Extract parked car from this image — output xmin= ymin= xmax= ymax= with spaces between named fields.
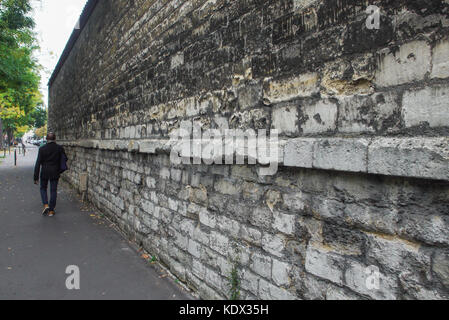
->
xmin=33 ymin=139 xmax=45 ymax=146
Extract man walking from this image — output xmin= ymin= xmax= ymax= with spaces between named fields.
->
xmin=34 ymin=132 xmax=67 ymax=217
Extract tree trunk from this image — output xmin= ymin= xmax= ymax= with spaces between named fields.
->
xmin=6 ymin=128 xmax=13 ymax=147
xmin=0 ymin=118 xmax=3 ymax=149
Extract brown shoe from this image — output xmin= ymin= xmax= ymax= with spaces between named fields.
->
xmin=42 ymin=205 xmax=50 ymax=216
xmin=48 ymin=211 xmax=55 ymax=217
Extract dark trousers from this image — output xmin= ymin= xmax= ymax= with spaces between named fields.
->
xmin=40 ymin=178 xmax=59 ymax=211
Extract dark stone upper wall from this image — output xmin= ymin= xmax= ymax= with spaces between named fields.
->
xmin=49 ymin=0 xmax=449 ymax=141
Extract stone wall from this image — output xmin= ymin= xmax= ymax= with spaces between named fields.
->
xmin=49 ymin=0 xmax=449 ymax=300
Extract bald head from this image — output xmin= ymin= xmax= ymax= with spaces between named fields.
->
xmin=46 ymin=132 xmax=56 ymax=142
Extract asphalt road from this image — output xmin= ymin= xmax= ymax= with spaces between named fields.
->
xmin=0 ymin=145 xmax=193 ymax=300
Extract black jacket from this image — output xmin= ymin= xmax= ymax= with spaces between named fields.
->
xmin=34 ymin=142 xmax=67 ymax=181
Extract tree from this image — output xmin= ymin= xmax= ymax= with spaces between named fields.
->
xmin=29 ymin=104 xmax=46 ymax=128
xmin=35 ymin=123 xmax=46 ymax=138
xmin=0 ymin=0 xmax=42 ymax=146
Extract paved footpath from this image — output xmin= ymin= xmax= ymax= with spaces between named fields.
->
xmin=0 ymin=145 xmax=193 ymax=300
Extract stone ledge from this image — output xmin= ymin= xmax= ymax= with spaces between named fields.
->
xmin=59 ymin=136 xmax=449 ymax=181
xmin=284 ymin=137 xmax=449 ymax=181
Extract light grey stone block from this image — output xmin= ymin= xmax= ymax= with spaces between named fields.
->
xmin=250 ymin=252 xmax=272 ymax=279
xmin=431 ymin=40 xmax=449 ymax=79
xmin=259 ymin=279 xmax=297 ymax=300
xmin=305 ymin=245 xmax=344 ymax=285
xmin=271 ymin=105 xmax=298 ymax=136
xmin=302 ymin=99 xmax=338 ymax=134
xmin=375 ymin=41 xmax=431 ymax=87
xmin=368 ymin=137 xmax=449 ymax=181
xmin=283 ymin=138 xmax=314 ymax=168
xmin=262 ymin=233 xmax=286 ymax=258
xmin=314 ymin=138 xmax=369 ymax=173
xmin=344 ymin=260 xmax=398 ymax=300
xmin=402 ymin=86 xmax=449 ymax=128
xmin=272 ymin=259 xmax=291 ymax=287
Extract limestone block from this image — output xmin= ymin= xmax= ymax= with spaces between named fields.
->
xmin=272 ymin=259 xmax=291 ymax=287
xmin=314 ymin=138 xmax=369 ymax=173
xmin=368 ymin=137 xmax=449 ymax=181
xmin=301 ymin=99 xmax=338 ymax=134
xmin=431 ymin=40 xmax=449 ymax=79
xmin=283 ymin=138 xmax=314 ymax=168
xmin=262 ymin=233 xmax=285 ymax=258
xmin=305 ymin=245 xmax=344 ymax=285
xmin=250 ymin=252 xmax=272 ymax=279
xmin=375 ymin=41 xmax=431 ymax=87
xmin=344 ymin=260 xmax=398 ymax=300
xmin=264 ymin=73 xmax=320 ymax=104
xmin=259 ymin=279 xmax=297 ymax=300
xmin=402 ymin=85 xmax=449 ymax=128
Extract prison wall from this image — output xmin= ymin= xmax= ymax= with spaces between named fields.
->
xmin=48 ymin=0 xmax=449 ymax=300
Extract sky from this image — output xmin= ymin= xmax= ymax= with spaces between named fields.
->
xmin=31 ymin=0 xmax=87 ymax=107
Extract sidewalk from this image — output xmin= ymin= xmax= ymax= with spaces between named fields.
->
xmin=0 ymin=146 xmax=193 ymax=300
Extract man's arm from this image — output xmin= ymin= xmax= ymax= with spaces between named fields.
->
xmin=34 ymin=148 xmax=42 ymax=182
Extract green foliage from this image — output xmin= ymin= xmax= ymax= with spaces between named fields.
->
xmin=29 ymin=104 xmax=46 ymax=128
xmin=34 ymin=123 xmax=46 ymax=138
xmin=0 ymin=0 xmax=42 ymax=139
xmin=229 ymin=265 xmax=241 ymax=300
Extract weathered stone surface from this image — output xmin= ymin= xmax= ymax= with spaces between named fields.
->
xmin=263 ymin=73 xmax=319 ymax=104
xmin=259 ymin=279 xmax=297 ymax=300
xmin=305 ymin=245 xmax=344 ymax=285
xmin=199 ymin=208 xmax=216 ymax=229
xmin=283 ymin=138 xmax=314 ymax=168
xmin=344 ymin=260 xmax=398 ymax=300
xmin=250 ymin=207 xmax=273 ymax=229
xmin=432 ymin=250 xmax=449 ymax=288
xmin=313 ymin=138 xmax=369 ymax=173
xmin=399 ymin=272 xmax=446 ymax=300
xmin=273 ymin=211 xmax=296 ymax=235
xmin=238 ymin=82 xmax=263 ymax=110
xmin=240 ymin=225 xmax=262 ymax=246
xmin=368 ymin=137 xmax=449 ymax=181
xmin=241 ymin=269 xmax=260 ymax=296
xmin=272 ymin=259 xmax=292 ymax=287
xmin=326 ymin=287 xmax=363 ymax=300
xmin=250 ymin=252 xmax=272 ymax=279
xmin=375 ymin=41 xmax=431 ymax=87
xmin=431 ymin=40 xmax=449 ymax=79
xmin=301 ymin=100 xmax=338 ymax=134
xmin=271 ymin=106 xmax=298 ymax=136
xmin=402 ymin=85 xmax=449 ymax=128
xmin=366 ymin=234 xmax=430 ymax=274
xmin=338 ymin=93 xmax=400 ymax=134
xmin=262 ymin=233 xmax=286 ymax=258
xmin=214 ymin=179 xmax=241 ymax=196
